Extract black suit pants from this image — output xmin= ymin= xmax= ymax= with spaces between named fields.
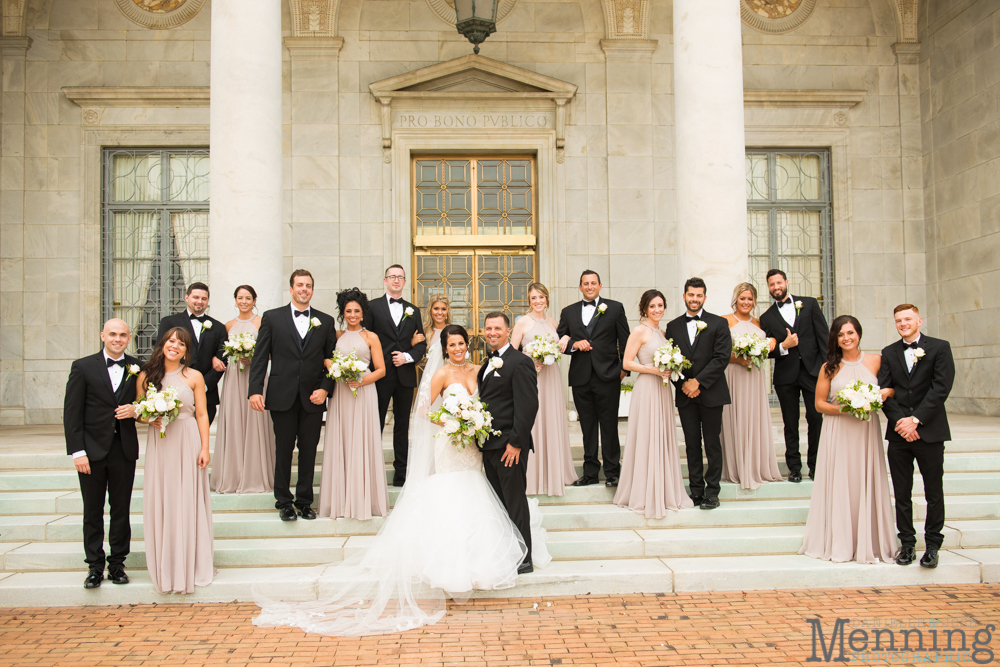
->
xmin=888 ymin=440 xmax=945 ymax=550
xmin=376 ymin=369 xmax=414 ymax=486
xmin=78 ymin=430 xmax=136 ymax=570
xmin=678 ymin=402 xmax=724 ymax=499
xmin=206 ymin=403 xmax=217 ymax=426
xmin=482 ymin=447 xmax=532 ymax=564
xmin=270 ymin=398 xmax=323 ymax=510
xmin=774 ymin=367 xmax=823 ymax=475
xmin=571 ymin=377 xmax=621 ymax=479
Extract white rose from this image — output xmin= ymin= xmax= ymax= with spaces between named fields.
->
xmin=404 ymin=306 xmax=414 ymax=317
xmin=598 ymin=303 xmax=608 ymax=313
xmin=460 ymin=410 xmax=472 ymax=420
xmin=443 ymin=395 xmax=460 ymax=413
xmin=332 ymin=369 xmax=342 ymax=378
xmin=311 ymin=317 xmax=321 ymax=327
xmin=914 ymin=348 xmax=925 ymax=359
xmin=490 ymin=358 xmax=504 ymax=370
xmin=472 ymin=413 xmax=484 ymax=429
xmin=795 ymin=300 xmax=803 ymax=309
xmin=128 ymin=364 xmax=140 ymax=374
xmin=443 ymin=417 xmax=460 ymax=434
xmin=850 ymin=396 xmax=867 ymax=410
xmin=567 ymin=410 xmax=578 ymax=422
xmin=242 ymin=341 xmax=254 ymax=351
xmin=153 ymin=398 xmax=167 ymax=413
xmin=544 ymin=355 xmax=555 ymax=365
xmin=672 ymin=352 xmax=684 ymax=364
xmin=696 ymin=321 xmax=707 ymax=331
xmin=202 ymin=320 xmax=213 ymax=329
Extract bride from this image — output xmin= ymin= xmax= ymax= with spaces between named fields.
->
xmin=253 ymin=323 xmax=550 ymax=636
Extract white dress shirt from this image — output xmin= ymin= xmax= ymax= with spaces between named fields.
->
xmin=903 ymin=334 xmax=922 ymax=373
xmin=581 ymin=296 xmax=599 ymax=327
xmin=386 ymin=294 xmax=414 ymax=364
xmin=187 ymin=309 xmax=205 ymax=343
xmin=483 ymin=343 xmax=511 ymax=380
xmin=72 ymin=350 xmax=126 ymax=460
xmin=291 ymin=303 xmax=311 ymax=338
xmin=685 ymin=309 xmax=704 ymax=347
xmin=776 ymin=297 xmax=797 ymax=356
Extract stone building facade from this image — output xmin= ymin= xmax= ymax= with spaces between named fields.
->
xmin=0 ymin=0 xmax=997 ymax=424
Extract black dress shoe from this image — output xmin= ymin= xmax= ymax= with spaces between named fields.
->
xmin=788 ymin=472 xmax=802 ymax=483
xmin=808 ymin=470 xmax=815 ymax=480
xmin=392 ymin=478 xmax=405 ymax=488
xmin=920 ymin=549 xmax=939 ymax=569
xmin=689 ymin=496 xmax=704 ymax=507
xmin=700 ymin=497 xmax=720 ymax=510
xmin=84 ymin=569 xmax=103 ymax=589
xmin=517 ymin=561 xmax=533 ymax=575
xmin=107 ymin=566 xmax=129 ymax=585
xmin=895 ymin=545 xmax=916 ymax=565
xmin=279 ymin=506 xmax=298 ymax=521
xmin=604 ymin=476 xmax=619 ymax=487
xmin=298 ymin=506 xmax=317 ymax=520
xmin=572 ymin=476 xmax=599 ymax=487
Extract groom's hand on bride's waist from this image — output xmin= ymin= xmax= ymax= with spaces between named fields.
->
xmin=501 ymin=444 xmax=521 ymax=467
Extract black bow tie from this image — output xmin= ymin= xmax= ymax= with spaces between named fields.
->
xmin=904 ymin=340 xmax=920 ymax=349
xmin=489 ymin=350 xmax=501 ymax=358
xmin=777 ymin=299 xmax=791 ymax=307
xmin=685 ymin=314 xmax=701 ymax=322
xmin=189 ymin=313 xmax=207 ymax=322
xmin=582 ymin=300 xmax=596 ymax=307
xmin=389 ymin=297 xmax=403 ymax=305
xmin=106 ymin=357 xmax=125 ymax=368
xmin=293 ymin=309 xmax=309 ymax=318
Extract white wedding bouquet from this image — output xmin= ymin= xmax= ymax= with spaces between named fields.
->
xmin=652 ymin=339 xmax=691 ymax=385
xmin=835 ymin=380 xmax=883 ymax=422
xmin=134 ymin=384 xmax=182 ymax=438
xmin=222 ymin=332 xmax=256 ymax=371
xmin=326 ymin=349 xmax=369 ymax=396
xmin=522 ymin=332 xmax=562 ymax=372
xmin=427 ymin=393 xmax=500 ymax=452
xmin=732 ymin=331 xmax=769 ymax=372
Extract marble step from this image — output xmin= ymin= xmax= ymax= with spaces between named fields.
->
xmin=0 ymin=549 xmax=995 ymax=607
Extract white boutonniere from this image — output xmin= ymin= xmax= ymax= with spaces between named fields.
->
xmin=308 ymin=316 xmax=321 ymax=332
xmin=695 ymin=320 xmax=708 ymax=337
xmin=126 ymin=364 xmax=140 ymax=381
xmin=489 ymin=357 xmax=504 ymax=371
xmin=596 ymin=303 xmax=608 ymax=316
xmin=403 ymin=306 xmax=414 ymax=320
xmin=912 ymin=348 xmax=925 ymax=366
xmin=794 ymin=300 xmax=803 ymax=314
xmin=202 ymin=319 xmax=213 ymax=331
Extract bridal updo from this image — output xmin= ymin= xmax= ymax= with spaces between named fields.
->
xmin=336 ymin=287 xmax=369 ymax=325
xmin=440 ymin=324 xmax=468 ymax=359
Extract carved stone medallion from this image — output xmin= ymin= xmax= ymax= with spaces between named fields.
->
xmin=114 ymin=0 xmax=207 ymax=29
xmin=425 ymin=0 xmax=519 ymax=27
xmin=740 ymin=0 xmax=816 ymax=34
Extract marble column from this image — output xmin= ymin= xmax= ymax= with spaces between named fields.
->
xmin=210 ymin=1 xmax=284 ymax=310
xmin=672 ymin=0 xmax=748 ymax=313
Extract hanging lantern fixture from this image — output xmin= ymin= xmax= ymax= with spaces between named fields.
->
xmin=454 ymin=0 xmax=499 ymax=54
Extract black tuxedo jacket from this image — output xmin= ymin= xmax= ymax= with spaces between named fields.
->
xmin=759 ymin=295 xmax=829 ymax=384
xmin=665 ymin=311 xmax=732 ymax=409
xmin=363 ymin=295 xmax=426 ymax=388
xmin=63 ymin=351 xmax=140 ymax=461
xmin=556 ymin=297 xmax=630 ymax=386
xmin=477 ymin=346 xmax=538 ymax=452
xmin=156 ymin=311 xmax=227 ymax=406
xmin=878 ymin=335 xmax=955 ymax=443
xmin=247 ymin=305 xmax=337 ymax=413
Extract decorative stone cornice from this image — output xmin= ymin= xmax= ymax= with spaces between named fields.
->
xmin=599 ymin=39 xmax=658 ymax=61
xmin=601 ymin=0 xmax=650 ymax=40
xmin=892 ymin=42 xmax=921 ymax=65
xmin=0 ymin=35 xmax=31 ymax=57
xmin=284 ymin=36 xmax=344 ymax=60
xmin=743 ymin=89 xmax=866 ymax=109
xmin=2 ymin=0 xmax=27 ymax=37
xmin=289 ymin=0 xmax=338 ymax=37
xmin=893 ymin=0 xmax=919 ymax=44
xmin=63 ymin=86 xmax=210 ymax=108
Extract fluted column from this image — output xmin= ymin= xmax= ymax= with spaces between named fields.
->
xmin=210 ymin=1 xmax=284 ymax=309
xmin=673 ymin=0 xmax=748 ymax=312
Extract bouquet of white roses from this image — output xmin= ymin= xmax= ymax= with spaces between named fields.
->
xmin=652 ymin=339 xmax=691 ymax=385
xmin=522 ymin=332 xmax=562 ymax=372
xmin=134 ymin=383 xmax=182 ymax=438
xmin=427 ymin=393 xmax=500 ymax=452
xmin=732 ymin=331 xmax=770 ymax=372
xmin=222 ymin=331 xmax=256 ymax=371
xmin=835 ymin=380 xmax=883 ymax=422
xmin=326 ymin=349 xmax=369 ymax=396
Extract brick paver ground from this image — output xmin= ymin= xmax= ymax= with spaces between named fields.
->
xmin=1 ymin=585 xmax=997 ymax=666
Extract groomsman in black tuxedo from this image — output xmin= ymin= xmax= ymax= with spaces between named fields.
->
xmin=249 ymin=270 xmax=337 ymax=521
xmin=63 ymin=318 xmax=140 ymax=588
xmin=556 ymin=270 xmax=630 ymax=487
xmin=878 ymin=304 xmax=955 ymax=569
xmin=156 ymin=282 xmax=227 ymax=425
xmin=665 ymin=278 xmax=732 ymax=509
xmin=758 ymin=269 xmax=829 ymax=482
xmin=478 ymin=312 xmax=539 ymax=573
xmin=364 ymin=264 xmax=426 ymax=487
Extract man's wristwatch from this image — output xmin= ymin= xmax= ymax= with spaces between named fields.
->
xmin=910 ymin=416 xmax=920 ymax=425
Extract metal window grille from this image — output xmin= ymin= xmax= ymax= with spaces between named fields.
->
xmin=101 ymin=148 xmax=210 ymax=360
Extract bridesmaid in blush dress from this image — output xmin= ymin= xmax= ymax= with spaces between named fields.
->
xmin=799 ymin=315 xmax=897 ymax=564
xmin=614 ymin=290 xmax=694 ymax=518
xmin=136 ymin=327 xmax=214 ymax=594
xmin=511 ymin=283 xmax=578 ymax=495
xmin=319 ymin=288 xmax=389 ymax=520
xmin=720 ymin=282 xmax=783 ymax=490
xmin=212 ymin=285 xmax=275 ymax=494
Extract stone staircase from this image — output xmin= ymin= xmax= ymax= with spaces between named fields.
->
xmin=1 ymin=413 xmax=999 ymax=607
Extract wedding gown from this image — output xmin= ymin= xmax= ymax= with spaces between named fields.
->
xmin=252 ymin=342 xmax=550 ymax=636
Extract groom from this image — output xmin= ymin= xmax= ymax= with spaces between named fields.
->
xmin=478 ymin=312 xmax=539 ymax=574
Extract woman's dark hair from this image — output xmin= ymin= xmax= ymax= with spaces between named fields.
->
xmin=234 ymin=284 xmax=257 ymax=300
xmin=336 ymin=287 xmax=369 ymax=325
xmin=824 ymin=315 xmax=863 ymax=378
xmin=440 ymin=324 xmax=469 ymax=359
xmin=142 ymin=326 xmax=192 ymax=390
xmin=638 ymin=289 xmax=666 ymax=319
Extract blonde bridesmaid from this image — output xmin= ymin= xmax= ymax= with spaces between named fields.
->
xmin=720 ymin=282 xmax=783 ymax=490
xmin=319 ymin=288 xmax=389 ymax=520
xmin=511 ymin=283 xmax=578 ymax=495
xmin=614 ymin=290 xmax=694 ymax=517
xmin=136 ymin=327 xmax=214 ymax=594
xmin=212 ymin=285 xmax=275 ymax=494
